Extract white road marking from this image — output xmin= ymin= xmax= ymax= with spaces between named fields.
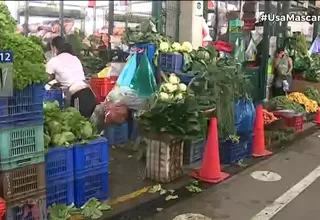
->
xmin=251 ymin=164 xmax=320 ymax=220
xmin=251 ymin=171 xmax=282 ymax=182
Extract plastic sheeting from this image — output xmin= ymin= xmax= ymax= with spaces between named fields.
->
xmin=309 ymin=36 xmax=320 ymax=54
xmin=130 ymin=53 xmax=157 ymax=97
xmin=234 ymin=99 xmax=255 ymax=134
xmin=116 ymin=53 xmax=137 ymax=87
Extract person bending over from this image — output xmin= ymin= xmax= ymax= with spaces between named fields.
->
xmin=46 ymin=36 xmax=96 ymax=118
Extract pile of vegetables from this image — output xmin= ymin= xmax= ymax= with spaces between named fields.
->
xmin=285 ymin=34 xmax=311 ymax=71
xmin=158 ymin=41 xmax=218 ymax=77
xmin=302 ymin=54 xmax=320 ymax=82
xmin=263 ymin=109 xmax=278 ymax=124
xmin=158 ymin=73 xmax=187 ymax=101
xmin=49 ymin=198 xmax=111 ymax=220
xmin=121 ymin=19 xmax=170 ymax=45
xmin=189 ymin=58 xmax=250 ymax=140
xmin=137 ymin=74 xmax=207 ymax=139
xmin=287 ymin=92 xmax=318 ymax=113
xmin=268 ymin=96 xmax=305 ymax=113
xmin=304 ymin=86 xmax=320 ymax=105
xmin=44 ymin=101 xmax=97 ymax=149
xmin=0 ymin=3 xmax=46 ymax=89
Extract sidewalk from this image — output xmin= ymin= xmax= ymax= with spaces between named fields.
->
xmin=147 ymin=131 xmax=320 ymax=220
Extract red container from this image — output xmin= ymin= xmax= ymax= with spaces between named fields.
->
xmin=272 ymin=112 xmax=304 ymax=133
xmin=90 ymin=76 xmax=118 ymax=103
xmin=283 ymin=116 xmax=304 ymax=133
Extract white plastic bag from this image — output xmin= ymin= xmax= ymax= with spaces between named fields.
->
xmin=107 ymin=87 xmax=147 ymax=110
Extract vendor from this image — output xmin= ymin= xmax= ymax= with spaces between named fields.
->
xmin=46 ymin=36 xmax=96 ymax=118
xmin=273 ymin=47 xmax=293 ymax=96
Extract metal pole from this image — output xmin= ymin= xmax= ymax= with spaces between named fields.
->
xmin=108 ymin=0 xmax=114 ymax=53
xmin=214 ymin=0 xmax=219 ymax=40
xmin=175 ymin=1 xmax=181 ymax=41
xmin=281 ymin=1 xmax=290 ymax=35
xmin=93 ymin=7 xmax=97 ymax=32
xmin=59 ymin=0 xmax=64 ymax=36
xmin=313 ymin=9 xmax=320 ymax=40
xmin=24 ymin=1 xmax=29 ymax=37
xmin=260 ymin=0 xmax=272 ymax=102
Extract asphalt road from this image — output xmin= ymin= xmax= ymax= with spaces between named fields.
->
xmin=147 ymin=131 xmax=320 ymax=220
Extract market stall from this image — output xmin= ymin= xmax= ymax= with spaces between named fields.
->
xmin=2 ymin=1 xmax=320 ymax=219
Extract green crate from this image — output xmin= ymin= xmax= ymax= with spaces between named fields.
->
xmin=0 ymin=125 xmax=45 ymax=171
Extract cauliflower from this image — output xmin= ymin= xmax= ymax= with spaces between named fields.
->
xmin=169 ymin=74 xmax=180 ymax=84
xmin=159 ymin=42 xmax=170 ymax=52
xmin=178 ymin=83 xmax=187 ymax=92
xmin=174 ymin=93 xmax=184 ymax=100
xmin=181 ymin=41 xmax=193 ymax=53
xmin=159 ymin=92 xmax=169 ymax=100
xmin=163 ymin=83 xmax=178 ymax=93
xmin=171 ymin=42 xmax=181 ymax=52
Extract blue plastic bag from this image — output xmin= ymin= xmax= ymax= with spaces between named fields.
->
xmin=234 ymin=99 xmax=255 ymax=134
xmin=116 ymin=53 xmax=137 ymax=87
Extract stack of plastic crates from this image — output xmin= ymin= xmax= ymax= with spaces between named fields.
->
xmin=73 ymin=138 xmax=109 ymax=207
xmin=45 ymin=147 xmax=74 ymax=207
xmin=0 ymin=83 xmax=47 ymax=220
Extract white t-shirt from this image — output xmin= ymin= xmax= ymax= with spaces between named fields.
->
xmin=46 ymin=52 xmax=86 ymax=91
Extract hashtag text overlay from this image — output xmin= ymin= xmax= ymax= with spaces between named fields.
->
xmin=260 ymin=13 xmax=320 ymax=22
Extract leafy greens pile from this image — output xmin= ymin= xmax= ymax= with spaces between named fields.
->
xmin=189 ymin=58 xmax=251 ymax=140
xmin=0 ymin=2 xmax=46 ymax=89
xmin=303 ymin=54 xmax=320 ymax=82
xmin=137 ymin=77 xmax=207 ymax=139
xmin=121 ymin=19 xmax=170 ymax=45
xmin=49 ymin=198 xmax=111 ymax=220
xmin=44 ymin=101 xmax=97 ymax=149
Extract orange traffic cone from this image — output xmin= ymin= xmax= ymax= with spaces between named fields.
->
xmin=252 ymin=105 xmax=272 ymax=157
xmin=314 ymin=110 xmax=320 ymax=125
xmin=190 ymin=118 xmax=229 ymax=183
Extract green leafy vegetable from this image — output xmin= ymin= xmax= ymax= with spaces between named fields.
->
xmin=0 ymin=6 xmax=46 ymax=89
xmin=44 ymin=101 xmax=97 ymax=149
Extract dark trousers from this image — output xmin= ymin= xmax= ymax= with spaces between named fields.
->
xmin=70 ymin=87 xmax=97 ymax=118
xmin=273 ymin=75 xmax=292 ymax=97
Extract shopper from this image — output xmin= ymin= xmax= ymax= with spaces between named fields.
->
xmin=273 ymin=47 xmax=293 ymax=96
xmin=46 ymin=36 xmax=96 ymax=118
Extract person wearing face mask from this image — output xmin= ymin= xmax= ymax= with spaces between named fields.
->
xmin=273 ymin=47 xmax=293 ymax=97
xmin=46 ymin=36 xmax=96 ymax=118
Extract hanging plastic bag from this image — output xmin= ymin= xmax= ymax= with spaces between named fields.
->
xmin=116 ymin=53 xmax=137 ymax=87
xmin=130 ymin=53 xmax=157 ymax=97
xmin=234 ymin=99 xmax=255 ymax=134
xmin=309 ymin=36 xmax=320 ymax=54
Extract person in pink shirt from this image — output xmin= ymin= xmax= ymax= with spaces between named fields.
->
xmin=46 ymin=36 xmax=96 ymax=118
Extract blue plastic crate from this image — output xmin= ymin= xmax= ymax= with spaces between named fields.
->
xmin=130 ymin=119 xmax=138 ymax=140
xmin=0 ymin=84 xmax=44 ymax=130
xmin=44 ymin=90 xmax=63 ymax=109
xmin=219 ymin=134 xmax=253 ymax=164
xmin=104 ymin=122 xmax=129 ymax=145
xmin=46 ymin=175 xmax=74 ymax=207
xmin=45 ymin=147 xmax=73 ymax=180
xmin=133 ymin=43 xmax=156 ymax=66
xmin=183 ymin=139 xmax=206 ymax=165
xmin=159 ymin=53 xmax=184 ymax=73
xmin=74 ymin=166 xmax=109 ymax=208
xmin=6 ymin=197 xmax=47 ymax=220
xmin=163 ymin=72 xmax=196 ymax=85
xmin=73 ymin=138 xmax=109 ymax=172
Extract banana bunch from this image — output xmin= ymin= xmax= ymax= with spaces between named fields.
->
xmin=288 ymin=92 xmax=318 ymax=113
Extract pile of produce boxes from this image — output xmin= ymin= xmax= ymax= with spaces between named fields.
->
xmin=0 ymin=84 xmax=47 ymax=219
xmin=45 ymin=138 xmax=109 ymax=208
